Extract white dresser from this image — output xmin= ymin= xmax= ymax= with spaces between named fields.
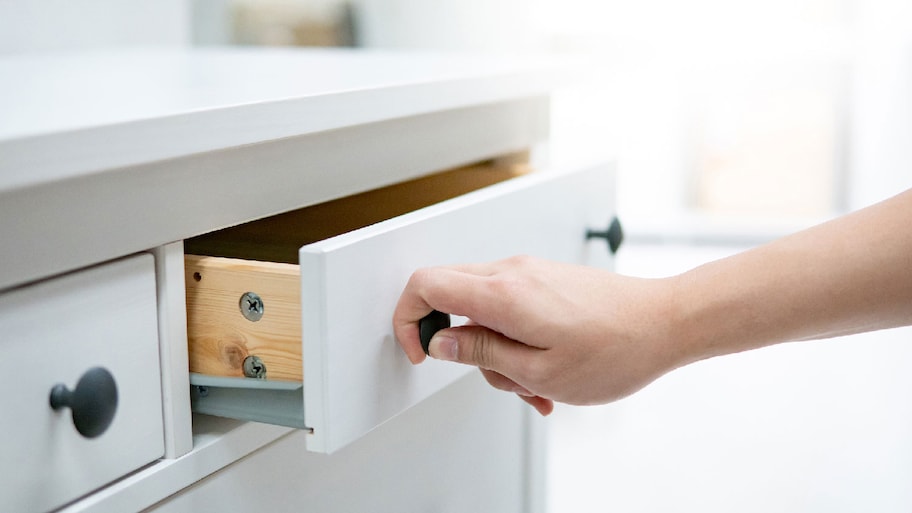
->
xmin=0 ymin=48 xmax=617 ymax=512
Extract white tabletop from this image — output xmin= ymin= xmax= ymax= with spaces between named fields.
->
xmin=0 ymin=47 xmax=557 ymax=192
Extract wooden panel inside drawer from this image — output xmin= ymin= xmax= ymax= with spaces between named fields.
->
xmin=185 ymin=256 xmax=302 ymax=381
xmin=185 ymin=160 xmax=530 ymax=382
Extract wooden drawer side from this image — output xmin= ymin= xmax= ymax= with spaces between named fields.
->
xmin=185 ymin=255 xmax=302 ymax=382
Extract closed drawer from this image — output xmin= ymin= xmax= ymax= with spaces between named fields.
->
xmin=0 ymin=255 xmax=164 ymax=513
xmin=185 ymin=161 xmax=618 ymax=453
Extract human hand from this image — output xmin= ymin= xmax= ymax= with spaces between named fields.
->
xmin=392 ymin=255 xmax=684 ymax=416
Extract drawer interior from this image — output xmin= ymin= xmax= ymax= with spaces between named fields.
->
xmin=185 ymin=160 xmax=531 ymax=263
xmin=184 ymin=159 xmax=531 ymax=383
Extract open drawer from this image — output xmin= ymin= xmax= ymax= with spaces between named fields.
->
xmin=184 ymin=160 xmax=619 ymax=453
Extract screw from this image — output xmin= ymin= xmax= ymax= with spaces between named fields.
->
xmin=196 ymin=386 xmax=209 ymax=397
xmin=239 ymin=292 xmax=264 ymax=322
xmin=243 ymin=355 xmax=267 ymax=379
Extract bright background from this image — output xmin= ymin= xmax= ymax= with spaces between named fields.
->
xmin=3 ymin=1 xmax=911 ymax=511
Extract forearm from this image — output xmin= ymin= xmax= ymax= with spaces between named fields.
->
xmin=671 ymin=189 xmax=912 ymax=365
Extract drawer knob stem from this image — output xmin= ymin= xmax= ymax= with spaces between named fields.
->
xmin=49 ymin=366 xmax=119 ymax=438
xmin=586 ymin=216 xmax=624 ymax=255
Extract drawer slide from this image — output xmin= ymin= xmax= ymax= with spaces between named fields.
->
xmin=190 ymin=373 xmax=307 ymax=430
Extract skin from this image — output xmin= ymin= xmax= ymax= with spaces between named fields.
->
xmin=392 ymin=189 xmax=912 ymax=416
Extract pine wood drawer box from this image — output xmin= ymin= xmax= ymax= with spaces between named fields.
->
xmin=184 ymin=159 xmax=618 ymax=454
xmin=0 ymin=255 xmax=164 ymax=513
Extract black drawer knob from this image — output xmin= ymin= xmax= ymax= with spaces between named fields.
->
xmin=49 ymin=366 xmax=118 ymax=438
xmin=419 ymin=310 xmax=451 ymax=356
xmin=587 ymin=216 xmax=624 ymax=254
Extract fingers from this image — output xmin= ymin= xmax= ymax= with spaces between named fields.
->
xmin=392 ymin=267 xmax=477 ymax=363
xmin=481 ymin=369 xmax=554 ymax=416
xmin=392 ymin=263 xmax=518 ymax=364
xmin=392 ymin=258 xmax=556 ymax=415
xmin=518 ymin=394 xmax=555 ymax=416
xmin=427 ymin=324 xmax=539 ymax=381
xmin=480 ymin=368 xmax=534 ymax=396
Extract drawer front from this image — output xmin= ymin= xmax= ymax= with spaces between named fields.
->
xmin=0 ymin=255 xmax=164 ymax=513
xmin=300 ymin=163 xmax=616 ymax=452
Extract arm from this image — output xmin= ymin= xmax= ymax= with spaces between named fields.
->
xmin=676 ymin=188 xmax=912 ymax=358
xmin=392 ymin=189 xmax=912 ymax=415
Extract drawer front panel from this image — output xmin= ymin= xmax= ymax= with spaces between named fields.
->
xmin=300 ymin=163 xmax=615 ymax=453
xmin=0 ymin=255 xmax=164 ymax=513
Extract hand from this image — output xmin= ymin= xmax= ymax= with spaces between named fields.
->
xmin=392 ymin=255 xmax=683 ymax=415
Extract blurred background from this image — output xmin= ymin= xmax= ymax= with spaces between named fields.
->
xmin=2 ymin=0 xmax=911 ymax=511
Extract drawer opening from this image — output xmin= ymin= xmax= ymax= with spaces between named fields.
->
xmin=185 ymin=159 xmax=532 ymax=264
xmin=184 ymin=159 xmax=532 ymax=386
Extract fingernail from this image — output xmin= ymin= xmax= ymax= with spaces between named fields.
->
xmin=428 ymin=333 xmax=457 ymax=361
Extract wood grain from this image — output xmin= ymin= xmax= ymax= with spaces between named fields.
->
xmin=185 ymin=255 xmax=303 ymax=382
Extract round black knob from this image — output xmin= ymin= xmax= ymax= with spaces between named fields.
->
xmin=586 ymin=216 xmax=624 ymax=254
xmin=419 ymin=310 xmax=451 ymax=356
xmin=49 ymin=367 xmax=118 ymax=439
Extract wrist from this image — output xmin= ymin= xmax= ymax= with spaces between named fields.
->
xmin=663 ymin=270 xmax=731 ymax=368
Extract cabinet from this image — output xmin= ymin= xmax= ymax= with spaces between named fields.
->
xmin=0 ymin=48 xmax=614 ymax=512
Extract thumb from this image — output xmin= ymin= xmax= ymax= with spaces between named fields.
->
xmin=427 ymin=325 xmax=531 ymax=376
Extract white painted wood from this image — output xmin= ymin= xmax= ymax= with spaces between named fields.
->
xmin=0 ymin=48 xmax=561 ymax=193
xmin=300 ymin=163 xmax=616 ymax=453
xmin=152 ymin=242 xmax=193 ymax=458
xmin=148 ymin=373 xmax=528 ymax=513
xmin=0 ymin=255 xmax=164 ymax=513
xmin=0 ymin=0 xmax=188 ymax=55
xmin=60 ymin=417 xmax=293 ymax=513
xmin=0 ymin=96 xmax=549 ymax=292
xmin=523 ymin=408 xmax=550 ymax=513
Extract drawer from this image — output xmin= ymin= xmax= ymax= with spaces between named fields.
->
xmin=185 ymin=161 xmax=618 ymax=453
xmin=0 ymin=255 xmax=164 ymax=513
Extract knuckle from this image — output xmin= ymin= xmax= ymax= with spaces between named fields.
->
xmin=468 ymin=329 xmax=497 ymax=369
xmin=486 ymin=273 xmax=523 ymax=303
xmin=408 ymin=267 xmax=434 ymax=289
xmin=488 ymin=255 xmax=538 ymax=297
xmin=505 ymin=254 xmax=533 ymax=266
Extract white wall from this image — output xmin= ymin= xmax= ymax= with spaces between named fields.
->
xmin=349 ymin=0 xmax=865 ymax=228
xmin=0 ymin=0 xmax=189 ymax=54
xmin=352 ymin=0 xmax=544 ymax=52
xmin=848 ymin=0 xmax=912 ymax=209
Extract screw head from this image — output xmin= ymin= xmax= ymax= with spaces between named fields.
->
xmin=243 ymin=355 xmax=267 ymax=379
xmin=239 ymin=292 xmax=264 ymax=322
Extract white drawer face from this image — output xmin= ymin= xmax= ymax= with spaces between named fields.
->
xmin=0 ymin=255 xmax=164 ymax=513
xmin=186 ymin=162 xmax=617 ymax=453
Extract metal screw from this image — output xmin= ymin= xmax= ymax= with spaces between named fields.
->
xmin=239 ymin=292 xmax=264 ymax=322
xmin=243 ymin=355 xmax=267 ymax=379
xmin=196 ymin=386 xmax=209 ymax=397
